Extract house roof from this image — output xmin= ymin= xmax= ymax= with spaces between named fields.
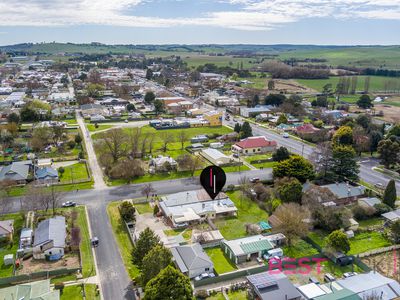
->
xmin=33 ymin=216 xmax=66 ymax=248
xmin=358 ymin=197 xmax=381 ymax=207
xmin=298 ymin=282 xmax=360 ymax=300
xmin=0 ymin=279 xmax=60 ymax=300
xmin=0 ymin=220 xmax=14 ymax=235
xmin=201 ymin=148 xmax=230 ymax=161
xmin=296 ymin=123 xmax=320 ymax=133
xmin=247 ymin=271 xmax=301 ymax=300
xmin=223 ymin=235 xmax=274 ymax=257
xmin=36 ymin=167 xmax=58 ymax=179
xmin=324 ymin=183 xmax=365 ymax=199
xmin=382 ymin=209 xmax=400 ymax=222
xmin=0 ymin=162 xmax=30 ymax=181
xmin=234 ymin=136 xmax=277 ymax=149
xmin=171 ymin=243 xmax=213 ymax=274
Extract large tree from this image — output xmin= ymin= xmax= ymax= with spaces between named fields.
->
xmin=141 ymin=245 xmax=173 ymax=286
xmin=160 ymin=131 xmax=174 ymax=152
xmin=153 ymin=99 xmax=165 ymax=115
xmin=271 ymin=203 xmax=310 ymax=246
xmin=357 ymin=94 xmax=373 ymax=109
xmin=101 ymin=128 xmax=127 ymax=163
xmin=120 ymin=201 xmax=136 ymax=223
xmin=383 ymin=179 xmax=397 ymax=209
xmin=144 ymin=91 xmax=156 ymax=104
xmin=272 ymin=146 xmax=290 ymax=162
xmin=132 ymin=227 xmax=161 ymax=268
xmin=332 ymin=126 xmax=353 ymax=146
xmin=275 ymin=177 xmax=303 ymax=204
xmin=178 ymin=130 xmax=189 ymax=150
xmin=240 ymin=121 xmax=253 ymax=138
xmin=325 ymin=230 xmax=350 ymax=254
xmin=309 ymin=142 xmax=334 ymax=180
xmin=176 ymin=154 xmax=202 ymax=176
xmin=378 ymin=139 xmax=400 ymax=168
xmin=144 ymin=266 xmax=194 ymax=300
xmin=330 ymin=145 xmax=359 ymax=181
xmin=273 ymin=155 xmax=315 ymax=183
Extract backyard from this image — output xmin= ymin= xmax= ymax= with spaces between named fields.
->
xmin=205 ymin=247 xmax=237 ymax=274
xmin=213 ymin=191 xmax=269 ymax=240
xmin=282 ymin=239 xmax=319 ymax=258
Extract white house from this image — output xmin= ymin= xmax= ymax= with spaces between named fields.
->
xmin=200 ymin=148 xmax=231 ymax=166
xmin=33 ymin=216 xmax=66 ymax=260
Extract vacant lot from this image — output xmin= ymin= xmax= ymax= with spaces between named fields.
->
xmin=59 ymin=162 xmax=90 ymax=183
xmin=282 ymin=239 xmax=319 ymax=259
xmin=205 ymin=247 xmax=237 ymax=274
xmin=362 ymin=250 xmax=400 ymax=281
xmin=213 ymin=191 xmax=269 ymax=240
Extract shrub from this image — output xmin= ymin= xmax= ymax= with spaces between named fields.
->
xmin=54 ymin=282 xmax=65 ymax=293
xmin=226 ymin=184 xmax=236 ymax=191
xmin=374 ymin=203 xmax=391 ymax=215
xmin=68 ymin=140 xmax=76 ymax=149
xmin=120 ymin=201 xmax=136 ymax=223
xmin=195 ymin=290 xmax=208 ymax=299
xmin=153 ymin=205 xmax=159 ymax=216
xmin=352 ymin=204 xmax=375 ymax=220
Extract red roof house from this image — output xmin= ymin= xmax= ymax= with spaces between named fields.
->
xmin=296 ymin=123 xmax=320 ymax=135
xmin=232 ymin=136 xmax=277 ymax=155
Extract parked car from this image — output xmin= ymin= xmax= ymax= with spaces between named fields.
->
xmin=374 ymin=183 xmax=384 ymax=189
xmin=194 ymin=273 xmax=215 ymax=281
xmin=62 ymin=201 xmax=77 ymax=208
xmin=282 ymin=132 xmax=289 ymax=138
xmin=233 ymin=153 xmax=239 ymax=158
xmin=343 ymin=272 xmax=358 ymax=278
xmin=250 ymin=177 xmax=260 ymax=183
xmin=309 ymin=277 xmax=320 ymax=284
xmin=324 ymin=273 xmax=335 ymax=282
xmin=91 ymin=237 xmax=99 ymax=247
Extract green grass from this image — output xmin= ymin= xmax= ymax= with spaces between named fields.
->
xmin=227 ymin=290 xmax=248 ymax=300
xmin=296 ymin=76 xmax=400 ymax=93
xmin=308 ymin=230 xmax=391 ymax=255
xmin=107 ymin=202 xmax=140 ymax=279
xmin=206 ymin=293 xmax=226 ymax=300
xmin=282 ymin=239 xmax=319 ymax=258
xmin=87 ymin=124 xmax=114 ymax=132
xmin=213 ymin=191 xmax=269 ymax=240
xmin=243 ymin=154 xmax=276 ymax=169
xmin=134 ymin=202 xmax=153 ymax=214
xmin=59 ymin=163 xmax=90 ymax=183
xmin=50 ymin=274 xmax=77 ymax=284
xmin=358 ymin=217 xmax=384 ymax=228
xmin=0 ymin=213 xmax=24 ymax=278
xmin=63 ymin=119 xmax=78 ymax=125
xmin=205 ymin=247 xmax=237 ymax=274
xmin=74 ymin=206 xmax=95 ymax=278
xmin=321 ymin=260 xmax=364 ymax=278
xmin=164 ymin=229 xmax=193 ymax=241
xmin=60 ymin=284 xmax=99 ymax=300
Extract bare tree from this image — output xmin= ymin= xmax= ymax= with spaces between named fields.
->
xmin=101 ymin=128 xmax=127 ymax=163
xmin=160 ymin=131 xmax=174 ymax=152
xmin=128 ymin=127 xmax=142 ymax=158
xmin=140 ymin=132 xmax=150 ymax=158
xmin=178 ymin=130 xmax=188 ymax=150
xmin=141 ymin=183 xmax=156 ymax=199
xmin=109 ymin=159 xmax=145 ymax=183
xmin=49 ymin=185 xmax=64 ymax=215
xmin=309 ymin=141 xmax=333 ymax=178
xmin=238 ymin=176 xmax=252 ymax=206
xmin=0 ymin=190 xmax=12 ymax=215
xmin=148 ymin=134 xmax=156 ymax=154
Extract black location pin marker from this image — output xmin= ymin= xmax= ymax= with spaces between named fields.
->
xmin=200 ymin=166 xmax=226 ymax=200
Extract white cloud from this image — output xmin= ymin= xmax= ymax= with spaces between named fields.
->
xmin=0 ymin=0 xmax=399 ymax=30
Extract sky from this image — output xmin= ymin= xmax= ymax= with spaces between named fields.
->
xmin=0 ymin=0 xmax=400 ymax=45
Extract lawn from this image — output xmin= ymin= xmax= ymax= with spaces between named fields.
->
xmin=59 ymin=163 xmax=90 ymax=183
xmin=358 ymin=217 xmax=384 ymax=228
xmin=282 ymin=239 xmax=319 ymax=258
xmin=0 ymin=213 xmax=24 ymax=278
xmin=205 ymin=247 xmax=237 ymax=274
xmin=107 ymin=202 xmax=140 ymax=279
xmin=206 ymin=293 xmax=226 ymax=300
xmin=60 ymin=284 xmax=99 ymax=300
xmin=134 ymin=202 xmax=153 ymax=214
xmin=308 ymin=230 xmax=391 ymax=255
xmin=227 ymin=290 xmax=248 ymax=300
xmin=87 ymin=124 xmax=114 ymax=132
xmin=244 ymin=154 xmax=276 ymax=169
xmin=164 ymin=228 xmax=193 ymax=241
xmin=213 ymin=191 xmax=269 ymax=240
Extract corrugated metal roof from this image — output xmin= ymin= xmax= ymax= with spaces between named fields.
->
xmin=240 ymin=239 xmax=273 ymax=254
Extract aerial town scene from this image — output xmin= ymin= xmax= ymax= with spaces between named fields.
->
xmin=1 ymin=1 xmax=400 ymax=299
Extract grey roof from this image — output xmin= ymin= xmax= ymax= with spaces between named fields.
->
xmin=35 ymin=167 xmax=58 ymax=179
xmin=382 ymin=209 xmax=400 ymax=222
xmin=0 ymin=220 xmax=13 ymax=235
xmin=80 ymin=103 xmax=103 ymax=110
xmin=33 ymin=216 xmax=66 ymax=248
xmin=359 ymin=197 xmax=381 ymax=207
xmin=247 ymin=271 xmax=301 ymax=300
xmin=336 ymin=272 xmax=400 ymax=299
xmin=172 ymin=243 xmax=213 ymax=273
xmin=324 ymin=183 xmax=365 ymax=199
xmin=0 ymin=162 xmax=30 ymax=181
xmin=0 ymin=279 xmax=60 ymax=300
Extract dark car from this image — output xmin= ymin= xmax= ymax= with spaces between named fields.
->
xmin=250 ymin=177 xmax=260 ymax=183
xmin=62 ymin=201 xmax=77 ymax=208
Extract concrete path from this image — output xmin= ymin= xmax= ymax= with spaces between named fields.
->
xmin=76 ymin=111 xmax=107 ymax=190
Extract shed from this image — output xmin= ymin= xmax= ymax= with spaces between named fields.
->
xmin=3 ymin=254 xmax=14 ymax=266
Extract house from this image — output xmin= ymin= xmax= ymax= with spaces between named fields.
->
xmin=191 ymin=135 xmax=209 ymax=143
xmin=232 ymin=136 xmax=277 ymax=155
xmin=240 ymin=105 xmax=272 ymax=118
xmin=0 ymin=220 xmax=14 ymax=240
xmin=159 ymin=190 xmax=237 ymax=227
xmin=222 ymin=235 xmax=274 ymax=264
xmin=80 ymin=103 xmax=108 ymax=118
xmin=171 ymin=243 xmax=214 ymax=278
xmin=203 ymin=111 xmax=222 ymax=126
xmin=149 ymin=155 xmax=177 ymax=172
xmin=358 ymin=197 xmax=381 ymax=208
xmin=192 ymin=230 xmax=224 ymax=248
xmin=296 ymin=123 xmax=320 ymax=135
xmin=35 ymin=166 xmax=59 ymax=184
xmin=336 ymin=271 xmax=400 ymax=299
xmin=298 ymin=282 xmax=359 ymax=300
xmin=217 ymin=132 xmax=239 ymax=142
xmin=0 ymin=279 xmax=60 ymax=300
xmin=200 ymin=148 xmax=232 ymax=166
xmin=33 ymin=216 xmax=66 ymax=260
xmin=156 ymin=96 xmax=187 ymax=106
xmin=255 ymin=113 xmax=270 ymax=122
xmin=382 ymin=208 xmax=400 ymax=224
xmin=247 ymin=272 xmax=302 ymax=300
xmin=0 ymin=161 xmax=31 ymax=184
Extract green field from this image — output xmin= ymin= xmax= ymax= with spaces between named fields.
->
xmin=213 ymin=191 xmax=269 ymax=240
xmin=59 ymin=163 xmax=90 ymax=183
xmin=282 ymin=239 xmax=319 ymax=258
xmin=297 ymin=76 xmax=400 ymax=93
xmin=107 ymin=202 xmax=140 ymax=279
xmin=185 ymin=54 xmax=257 ymax=69
xmin=205 ymin=247 xmax=237 ymax=274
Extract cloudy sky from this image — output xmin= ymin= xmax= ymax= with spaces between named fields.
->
xmin=0 ymin=0 xmax=399 ymax=45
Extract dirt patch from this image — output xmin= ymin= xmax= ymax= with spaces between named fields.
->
xmin=361 ymin=250 xmax=400 ymax=281
xmin=271 ymin=79 xmax=316 ymax=94
xmin=17 ymin=253 xmax=80 ymax=275
xmin=349 ymin=104 xmax=400 ymax=123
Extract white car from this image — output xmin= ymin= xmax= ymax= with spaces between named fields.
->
xmin=282 ymin=132 xmax=289 ymax=138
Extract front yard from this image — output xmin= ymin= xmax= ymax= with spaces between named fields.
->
xmin=213 ymin=191 xmax=269 ymax=240
xmin=60 ymin=284 xmax=100 ymax=300
xmin=205 ymin=247 xmax=237 ymax=274
xmin=243 ymin=154 xmax=276 ymax=169
xmin=59 ymin=162 xmax=90 ymax=183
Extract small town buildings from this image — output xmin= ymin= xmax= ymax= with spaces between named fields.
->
xmin=33 ymin=216 xmax=66 ymax=260
xmin=247 ymin=272 xmax=302 ymax=300
xmin=203 ymin=111 xmax=223 ymax=126
xmin=232 ymin=136 xmax=277 ymax=155
xmin=0 ymin=161 xmax=31 ymax=184
xmin=358 ymin=197 xmax=381 ymax=208
xmin=0 ymin=220 xmax=14 ymax=240
xmin=298 ymin=282 xmax=359 ymax=300
xmin=296 ymin=123 xmax=320 ymax=135
xmin=159 ymin=190 xmax=237 ymax=227
xmin=240 ymin=105 xmax=272 ymax=118
xmin=35 ymin=166 xmax=59 ymax=184
xmin=0 ymin=279 xmax=60 ymax=300
xmin=382 ymin=208 xmax=400 ymax=224
xmin=200 ymin=148 xmax=232 ymax=166
xmin=171 ymin=243 xmax=214 ymax=278
xmin=191 ymin=135 xmax=208 ymax=143
xmin=222 ymin=235 xmax=274 ymax=264
xmin=149 ymin=155 xmax=177 ymax=172
xmin=192 ymin=230 xmax=224 ymax=248
xmin=80 ymin=103 xmax=108 ymax=118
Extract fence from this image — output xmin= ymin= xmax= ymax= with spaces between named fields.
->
xmin=357 ymin=245 xmax=400 ymax=258
xmin=0 ymin=267 xmax=81 ymax=287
